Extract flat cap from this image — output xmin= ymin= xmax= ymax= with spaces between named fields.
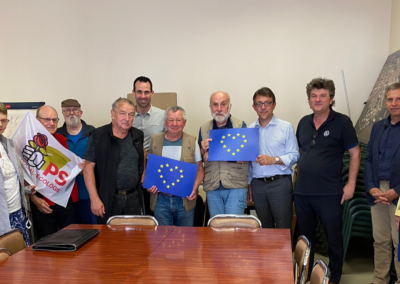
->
xmin=61 ymin=99 xmax=81 ymax=108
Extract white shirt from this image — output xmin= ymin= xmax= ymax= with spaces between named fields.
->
xmin=0 ymin=142 xmax=21 ymax=213
xmin=162 ymin=137 xmax=202 ymax=162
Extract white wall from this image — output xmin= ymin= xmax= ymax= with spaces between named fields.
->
xmin=0 ymin=0 xmax=391 ymax=136
xmin=390 ymin=0 xmax=400 ymax=54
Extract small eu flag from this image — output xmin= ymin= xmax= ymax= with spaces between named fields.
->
xmin=208 ymin=128 xmax=259 ymax=161
xmin=143 ymin=154 xmax=198 ymax=198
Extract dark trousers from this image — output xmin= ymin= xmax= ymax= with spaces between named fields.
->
xmin=111 ymin=191 xmax=141 ymax=216
xmin=250 ymin=175 xmax=293 ymax=230
xmin=30 ymin=197 xmax=78 ymax=241
xmin=294 ymin=194 xmax=343 ymax=284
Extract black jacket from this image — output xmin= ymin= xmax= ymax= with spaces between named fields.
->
xmin=90 ymin=123 xmax=144 ymax=224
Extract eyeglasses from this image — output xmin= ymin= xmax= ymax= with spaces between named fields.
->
xmin=311 ymin=131 xmax=318 ymax=147
xmin=254 ymin=101 xmax=273 ymax=108
xmin=62 ymin=108 xmax=80 ymax=114
xmin=0 ymin=119 xmax=9 ymax=124
xmin=37 ymin=117 xmax=59 ymax=123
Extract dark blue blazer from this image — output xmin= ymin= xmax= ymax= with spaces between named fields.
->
xmin=364 ymin=118 xmax=400 ymax=206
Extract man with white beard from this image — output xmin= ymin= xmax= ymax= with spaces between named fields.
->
xmin=57 ymin=99 xmax=96 ymax=224
xmin=198 ymin=91 xmax=248 ymax=218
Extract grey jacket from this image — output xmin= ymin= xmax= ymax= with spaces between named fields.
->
xmin=0 ymin=135 xmax=30 ymax=236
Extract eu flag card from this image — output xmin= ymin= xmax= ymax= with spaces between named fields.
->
xmin=208 ymin=128 xmax=259 ymax=161
xmin=143 ymin=154 xmax=198 ymax=198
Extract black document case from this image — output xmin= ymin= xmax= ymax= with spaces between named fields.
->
xmin=32 ymin=229 xmax=100 ymax=252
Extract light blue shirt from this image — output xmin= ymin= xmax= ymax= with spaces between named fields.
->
xmin=248 ymin=115 xmax=299 ymax=184
xmin=132 ymin=105 xmax=166 ymax=151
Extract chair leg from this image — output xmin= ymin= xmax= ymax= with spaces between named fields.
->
xmin=203 ymin=199 xmax=208 ymax=227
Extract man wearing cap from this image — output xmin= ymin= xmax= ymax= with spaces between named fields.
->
xmin=132 ymin=76 xmax=165 ymax=215
xmin=57 ymin=99 xmax=96 ymax=224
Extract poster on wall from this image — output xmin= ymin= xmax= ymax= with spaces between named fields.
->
xmin=354 ymin=50 xmax=400 ymax=144
xmin=1 ymin=102 xmax=45 ymax=138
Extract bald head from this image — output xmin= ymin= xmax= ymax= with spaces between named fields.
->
xmin=209 ymin=91 xmax=231 ymax=124
xmin=36 ymin=105 xmax=59 ymax=134
xmin=210 ymin=91 xmax=230 ymax=104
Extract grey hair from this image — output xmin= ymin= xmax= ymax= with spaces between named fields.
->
xmin=164 ymin=106 xmax=187 ymax=122
xmin=386 ymin=82 xmax=400 ymax=98
xmin=112 ymin=97 xmax=135 ymax=111
xmin=36 ymin=105 xmax=58 ymax=117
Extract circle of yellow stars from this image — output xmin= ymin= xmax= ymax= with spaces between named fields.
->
xmin=158 ymin=164 xmax=184 ymax=189
xmin=220 ymin=133 xmax=247 ymax=156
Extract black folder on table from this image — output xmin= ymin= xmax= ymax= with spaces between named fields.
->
xmin=32 ymin=229 xmax=100 ymax=252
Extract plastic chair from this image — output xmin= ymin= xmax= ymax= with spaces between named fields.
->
xmin=0 ymin=229 xmax=26 ymax=255
xmin=343 ymin=204 xmax=370 ymax=235
xmin=310 ymin=259 xmax=330 ymax=284
xmin=106 ymin=215 xmax=158 ymax=226
xmin=342 ymin=198 xmax=368 ymax=229
xmin=294 ymin=235 xmax=311 ymax=284
xmin=207 ymin=214 xmax=262 ymax=228
xmin=343 ymin=210 xmax=372 ymax=261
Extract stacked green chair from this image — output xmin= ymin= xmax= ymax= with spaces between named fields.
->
xmin=341 ymin=143 xmax=372 ymax=261
xmin=315 ymin=143 xmax=373 ymax=261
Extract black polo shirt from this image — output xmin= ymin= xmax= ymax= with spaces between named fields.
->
xmin=294 ymin=110 xmax=358 ymax=195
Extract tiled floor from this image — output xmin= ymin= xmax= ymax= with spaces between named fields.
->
xmin=246 ymin=206 xmax=376 ymax=284
xmin=314 ymin=238 xmax=374 ymax=284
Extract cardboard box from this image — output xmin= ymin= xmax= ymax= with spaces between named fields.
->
xmin=127 ymin=92 xmax=177 ymax=110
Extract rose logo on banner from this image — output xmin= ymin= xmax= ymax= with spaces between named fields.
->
xmin=23 ymin=133 xmax=49 ymax=169
xmin=22 ymin=132 xmax=71 ymax=188
xmin=12 ymin=112 xmax=81 ymax=207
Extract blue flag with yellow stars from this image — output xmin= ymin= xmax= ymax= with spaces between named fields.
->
xmin=208 ymin=128 xmax=259 ymax=161
xmin=143 ymin=154 xmax=198 ymax=198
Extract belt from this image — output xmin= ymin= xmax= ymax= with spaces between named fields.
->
xmin=115 ymin=188 xmax=136 ymax=195
xmin=256 ymin=174 xmax=290 ymax=182
xmin=159 ymin=192 xmax=173 ymax=197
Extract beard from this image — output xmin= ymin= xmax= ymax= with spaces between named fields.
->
xmin=65 ymin=115 xmax=81 ymax=127
xmin=211 ymin=107 xmax=231 ymax=123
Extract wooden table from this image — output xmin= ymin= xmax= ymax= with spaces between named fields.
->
xmin=0 ymin=225 xmax=294 ymax=283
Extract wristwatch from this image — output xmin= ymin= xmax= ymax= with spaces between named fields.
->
xmin=275 ymin=157 xmax=279 ymax=164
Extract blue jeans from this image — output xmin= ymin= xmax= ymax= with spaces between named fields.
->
xmin=154 ymin=194 xmax=194 ymax=226
xmin=206 ymin=187 xmax=247 ymax=218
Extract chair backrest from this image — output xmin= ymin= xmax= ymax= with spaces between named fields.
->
xmin=0 ymin=248 xmax=12 ymax=262
xmin=207 ymin=214 xmax=262 ymax=228
xmin=106 ymin=215 xmax=158 ymax=226
xmin=0 ymin=229 xmax=26 ymax=255
xmin=294 ymin=235 xmax=311 ymax=284
xmin=310 ymin=260 xmax=330 ymax=284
